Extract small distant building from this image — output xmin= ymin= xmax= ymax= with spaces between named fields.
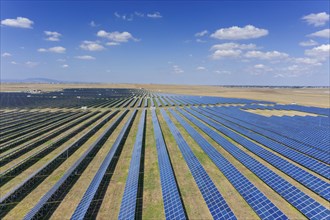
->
xmin=81 ymin=106 xmax=88 ymax=110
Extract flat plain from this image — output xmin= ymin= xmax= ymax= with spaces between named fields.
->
xmin=0 ymin=83 xmax=329 ymax=220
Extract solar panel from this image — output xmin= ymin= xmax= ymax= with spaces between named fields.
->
xmin=154 ymin=97 xmax=162 ymax=107
xmin=137 ymin=97 xmax=143 ymax=107
xmin=0 ymin=111 xmax=103 ymax=186
xmin=191 ymin=107 xmax=330 ymax=200
xmin=150 ymin=98 xmax=155 ymax=107
xmin=160 ymin=109 xmax=236 ymax=219
xmin=71 ymin=110 xmax=137 ymax=219
xmin=204 ymin=106 xmax=330 ymax=179
xmin=118 ymin=109 xmax=146 ymax=219
xmin=171 ymin=108 xmax=287 ymax=220
xmin=218 ymin=106 xmax=329 ymax=163
xmin=22 ymin=110 xmax=128 ymax=220
xmin=151 ymin=109 xmax=186 ymax=220
xmin=181 ymin=107 xmax=330 ymax=219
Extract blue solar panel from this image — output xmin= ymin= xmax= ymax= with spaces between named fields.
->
xmin=180 ymin=107 xmax=330 ymax=220
xmin=228 ymin=106 xmax=329 ymax=163
xmin=171 ymin=108 xmax=287 ymax=220
xmin=160 ymin=109 xmax=236 ymax=220
xmin=154 ymin=97 xmax=162 ymax=107
xmin=192 ymin=107 xmax=330 ymax=200
xmin=163 ymin=97 xmax=175 ymax=106
xmin=129 ymin=98 xmax=138 ymax=107
xmin=137 ymin=97 xmax=143 ymax=107
xmin=159 ymin=97 xmax=169 ymax=106
xmin=144 ymin=98 xmax=148 ymax=108
xmin=150 ymin=98 xmax=155 ymax=107
xmin=71 ymin=110 xmax=137 ymax=219
xmin=118 ymin=109 xmax=146 ymax=219
xmin=23 ymin=110 xmax=128 ymax=220
xmin=204 ymin=106 xmax=330 ymax=179
xmin=151 ymin=109 xmax=186 ymax=220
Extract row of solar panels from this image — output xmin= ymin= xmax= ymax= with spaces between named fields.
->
xmin=189 ymin=107 xmax=329 ymax=199
xmin=216 ymin=106 xmax=329 ymax=162
xmin=243 ymin=104 xmax=330 ymax=117
xmin=0 ymin=110 xmax=121 ymax=218
xmin=1 ymin=108 xmax=328 ymax=219
xmin=0 ymin=111 xmax=109 ymax=187
xmin=0 ymin=111 xmax=88 ymax=153
xmin=177 ymin=107 xmax=329 ymax=219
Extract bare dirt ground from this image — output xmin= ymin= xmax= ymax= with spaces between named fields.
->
xmin=1 ymin=83 xmax=329 ymax=108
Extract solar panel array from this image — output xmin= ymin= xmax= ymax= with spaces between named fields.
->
xmin=183 ymin=107 xmax=330 ymax=219
xmin=151 ymin=109 xmax=186 ymax=220
xmin=1 ymin=88 xmax=329 ymax=219
xmin=171 ymin=108 xmax=287 ymax=220
xmin=191 ymin=107 xmax=330 ymax=200
xmin=23 ymin=110 xmax=128 ymax=219
xmin=224 ymin=106 xmax=329 ymax=163
xmin=118 ymin=109 xmax=146 ymax=219
xmin=204 ymin=107 xmax=330 ymax=178
xmin=160 ymin=109 xmax=236 ymax=220
xmin=71 ymin=110 xmax=137 ymax=219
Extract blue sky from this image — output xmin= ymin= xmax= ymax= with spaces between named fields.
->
xmin=1 ymin=1 xmax=329 ymax=86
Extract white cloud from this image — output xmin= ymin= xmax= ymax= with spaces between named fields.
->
xmin=89 ymin=21 xmax=100 ymax=27
xmin=245 ymin=50 xmax=289 ymax=60
xmin=254 ymin=64 xmax=266 ymax=69
xmin=75 ymin=55 xmax=96 ymax=60
xmin=248 ymin=64 xmax=273 ymax=75
xmin=211 ymin=49 xmax=242 ymax=59
xmin=211 ymin=25 xmax=268 ymax=40
xmin=25 ymin=61 xmax=39 ymax=68
xmin=114 ymin=12 xmax=121 ymax=18
xmin=114 ymin=12 xmax=133 ymax=21
xmin=196 ymin=39 xmax=207 ymax=43
xmin=308 ymin=29 xmax=330 ymax=38
xmin=214 ymin=70 xmax=231 ymax=75
xmin=134 ymin=12 xmax=144 ymax=17
xmin=195 ymin=30 xmax=208 ymax=37
xmin=254 ymin=64 xmax=273 ymax=71
xmin=210 ymin=43 xmax=257 ymax=50
xmin=299 ymin=39 xmax=318 ymax=47
xmin=147 ymin=12 xmax=162 ymax=18
xmin=287 ymin=65 xmax=300 ymax=71
xmin=294 ymin=57 xmax=322 ymax=66
xmin=1 ymin=17 xmax=33 ymax=28
xmin=114 ymin=11 xmax=162 ymax=20
xmin=305 ymin=44 xmax=330 ymax=60
xmin=275 ymin=62 xmax=324 ymax=78
xmin=38 ymin=46 xmax=66 ymax=53
xmin=172 ymin=65 xmax=184 ymax=74
xmin=97 ymin=30 xmax=138 ymax=42
xmin=2 ymin=52 xmax=12 ymax=57
xmin=106 ymin=42 xmax=120 ymax=46
xmin=11 ymin=61 xmax=18 ymax=65
xmin=196 ymin=66 xmax=207 ymax=71
xmin=80 ymin=41 xmax=105 ymax=51
xmin=44 ymin=31 xmax=62 ymax=41
xmin=302 ymin=12 xmax=329 ymax=27
xmin=61 ymin=64 xmax=69 ymax=68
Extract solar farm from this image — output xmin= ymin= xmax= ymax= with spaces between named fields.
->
xmin=0 ymin=88 xmax=329 ymax=220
